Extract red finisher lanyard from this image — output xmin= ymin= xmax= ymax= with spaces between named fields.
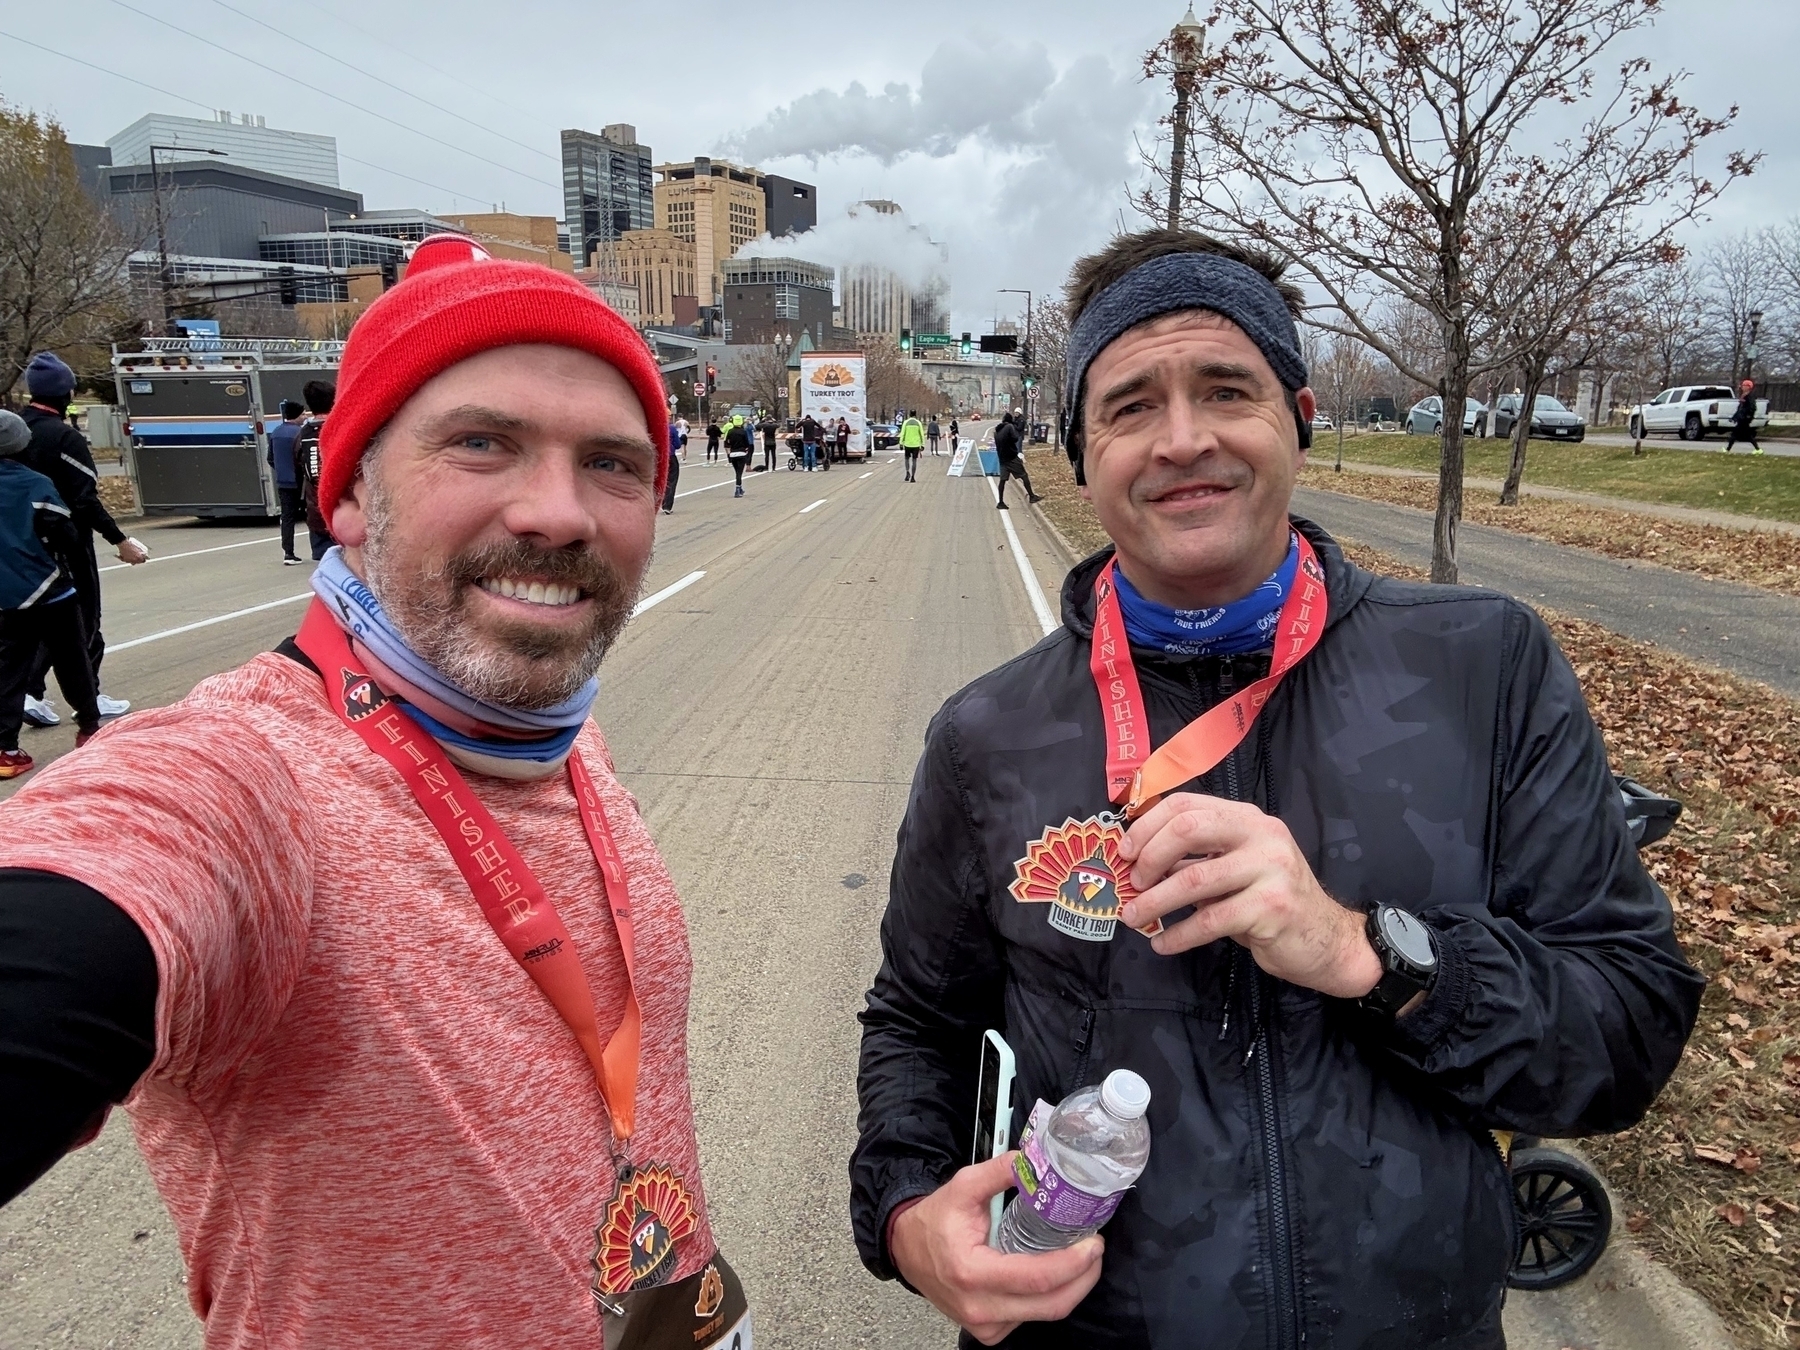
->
xmin=295 ymin=600 xmax=642 ymax=1142
xmin=1089 ymin=532 xmax=1328 ymax=819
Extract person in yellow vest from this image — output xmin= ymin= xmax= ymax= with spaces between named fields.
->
xmin=899 ymin=412 xmax=926 ymax=482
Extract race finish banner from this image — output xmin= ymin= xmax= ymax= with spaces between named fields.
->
xmin=799 ymin=352 xmax=867 ymax=455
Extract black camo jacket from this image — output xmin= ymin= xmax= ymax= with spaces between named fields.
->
xmin=851 ymin=518 xmax=1702 ymax=1350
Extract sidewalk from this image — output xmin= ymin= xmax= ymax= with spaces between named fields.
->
xmin=1335 ymin=458 xmax=1800 ymax=536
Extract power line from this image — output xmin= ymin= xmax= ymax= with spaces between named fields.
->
xmin=102 ymin=0 xmax=559 ymax=192
xmin=0 ymin=29 xmax=490 ymax=204
xmin=205 ymin=0 xmax=557 ymax=165
xmin=291 ymin=0 xmax=547 ymax=131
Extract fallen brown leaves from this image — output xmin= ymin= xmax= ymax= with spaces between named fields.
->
xmin=1336 ymin=538 xmax=1800 ymax=1350
xmin=1302 ymin=465 xmax=1800 ymax=598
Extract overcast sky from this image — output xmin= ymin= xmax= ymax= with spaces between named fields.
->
xmin=6 ymin=0 xmax=1792 ymax=335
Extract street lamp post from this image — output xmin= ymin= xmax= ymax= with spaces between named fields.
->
xmin=1746 ymin=309 xmax=1765 ymax=385
xmin=1166 ymin=6 xmax=1206 ymax=230
xmin=147 ymin=145 xmax=227 ymax=334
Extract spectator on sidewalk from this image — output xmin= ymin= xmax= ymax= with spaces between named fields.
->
xmin=0 ymin=409 xmax=100 ymax=779
xmin=293 ymin=381 xmax=336 ymax=561
xmin=802 ymin=414 xmax=822 ymax=471
xmin=267 ymin=400 xmax=307 ymax=565
xmin=19 ymin=353 xmax=146 ymax=730
xmin=1726 ymin=379 xmax=1763 ymax=454
xmin=836 ymin=417 xmax=851 ymax=463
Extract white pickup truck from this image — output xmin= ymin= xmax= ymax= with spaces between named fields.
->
xmin=1626 ymin=385 xmax=1768 ymax=441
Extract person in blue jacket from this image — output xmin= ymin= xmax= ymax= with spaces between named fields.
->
xmin=0 ymin=409 xmax=101 ymax=778
xmin=267 ymin=399 xmax=307 ymax=564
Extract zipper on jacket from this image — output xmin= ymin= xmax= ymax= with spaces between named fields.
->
xmin=1250 ymin=968 xmax=1303 ymax=1350
xmin=1071 ymin=1007 xmax=1096 ymax=1085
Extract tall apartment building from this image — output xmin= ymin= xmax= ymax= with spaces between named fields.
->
xmin=109 ymin=111 xmax=339 ymax=187
xmin=763 ymin=175 xmax=817 ymax=238
xmin=562 ymin=125 xmax=654 ymax=267
xmin=654 ymin=157 xmax=769 ymax=307
xmin=615 ymin=229 xmax=698 ymax=328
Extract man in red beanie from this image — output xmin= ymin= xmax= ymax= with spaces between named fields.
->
xmin=0 ymin=237 xmax=751 ymax=1348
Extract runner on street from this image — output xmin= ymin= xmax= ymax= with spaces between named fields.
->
xmin=899 ymin=413 xmax=925 ymax=482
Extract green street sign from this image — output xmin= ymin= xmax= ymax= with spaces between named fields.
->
xmin=913 ymin=333 xmax=955 ymax=348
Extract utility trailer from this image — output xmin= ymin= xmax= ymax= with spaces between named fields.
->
xmin=113 ymin=337 xmax=344 ymax=519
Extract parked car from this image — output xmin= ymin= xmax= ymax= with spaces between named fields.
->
xmin=1626 ymin=385 xmax=1768 ymax=441
xmin=1492 ymin=393 xmax=1586 ymax=443
xmin=1310 ymin=413 xmax=1334 ymax=431
xmin=1406 ymin=396 xmax=1488 ymax=438
xmin=869 ymin=423 xmax=898 ymax=450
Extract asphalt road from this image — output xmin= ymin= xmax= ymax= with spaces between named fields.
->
xmin=1294 ymin=485 xmax=1800 ymax=697
xmin=0 ymin=445 xmax=1735 ymax=1349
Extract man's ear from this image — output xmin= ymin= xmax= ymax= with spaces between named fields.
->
xmin=1294 ymin=387 xmax=1317 ymax=454
xmin=331 ymin=466 xmax=369 ymax=547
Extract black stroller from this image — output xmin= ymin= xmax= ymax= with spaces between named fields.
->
xmin=1499 ymin=773 xmax=1682 ymax=1291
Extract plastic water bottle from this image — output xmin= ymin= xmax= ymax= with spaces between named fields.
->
xmin=996 ymin=1069 xmax=1152 ymax=1253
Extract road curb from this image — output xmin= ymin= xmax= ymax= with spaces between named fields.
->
xmin=1028 ymin=500 xmax=1085 ymax=569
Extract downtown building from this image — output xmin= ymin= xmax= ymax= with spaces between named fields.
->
xmin=720 ymin=256 xmax=836 ymax=347
xmin=108 ymin=111 xmax=340 ymax=186
xmin=562 ymin=125 xmax=654 ymax=268
xmin=653 ymin=157 xmax=818 ymax=309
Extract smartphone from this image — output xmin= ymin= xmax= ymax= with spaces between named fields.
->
xmin=973 ymin=1030 xmax=1017 ymax=1246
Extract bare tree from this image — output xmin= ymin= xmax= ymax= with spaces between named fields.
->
xmin=0 ymin=102 xmax=137 ymax=394
xmin=1310 ymin=331 xmax=1379 ymax=470
xmin=1031 ymin=297 xmax=1072 ymax=446
xmin=1142 ymin=0 xmax=1753 ymax=581
xmin=736 ymin=338 xmax=794 ymax=416
xmin=1700 ymin=231 xmax=1774 ymax=384
xmin=862 ymin=336 xmax=938 ymax=423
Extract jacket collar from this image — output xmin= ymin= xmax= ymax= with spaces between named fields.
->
xmin=1057 ymin=514 xmax=1372 ymax=645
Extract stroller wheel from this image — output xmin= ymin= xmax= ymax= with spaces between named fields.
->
xmin=1507 ymin=1147 xmax=1613 ymax=1290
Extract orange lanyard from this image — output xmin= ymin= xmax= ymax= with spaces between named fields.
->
xmin=297 ymin=600 xmax=641 ymax=1141
xmin=1089 ymin=532 xmax=1327 ymax=818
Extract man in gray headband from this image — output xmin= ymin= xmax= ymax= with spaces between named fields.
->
xmin=854 ymin=229 xmax=1699 ymax=1349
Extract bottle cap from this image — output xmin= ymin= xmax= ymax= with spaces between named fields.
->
xmin=1101 ymin=1069 xmax=1151 ymax=1120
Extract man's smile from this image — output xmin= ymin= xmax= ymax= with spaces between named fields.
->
xmin=474 ymin=576 xmax=588 ymax=609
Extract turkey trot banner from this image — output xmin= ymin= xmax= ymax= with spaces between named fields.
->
xmin=799 ymin=352 xmax=867 ymax=455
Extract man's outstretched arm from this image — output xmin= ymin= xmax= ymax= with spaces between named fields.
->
xmin=0 ymin=869 xmax=157 ymax=1204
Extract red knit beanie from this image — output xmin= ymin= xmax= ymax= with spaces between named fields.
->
xmin=317 ymin=234 xmax=669 ymax=520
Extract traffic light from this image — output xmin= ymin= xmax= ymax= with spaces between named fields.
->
xmin=960 ymin=331 xmax=972 ymax=357
xmin=278 ymin=265 xmax=297 ymax=306
xmin=1022 ymin=375 xmax=1036 ymax=390
xmin=379 ymin=258 xmax=398 ymax=290
xmin=899 ymin=327 xmax=912 ymax=353
xmin=705 ymin=363 xmax=718 ymax=394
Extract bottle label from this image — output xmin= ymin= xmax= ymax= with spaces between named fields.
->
xmin=1011 ymin=1099 xmax=1129 ymax=1230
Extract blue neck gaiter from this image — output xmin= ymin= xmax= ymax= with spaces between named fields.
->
xmin=1112 ymin=533 xmax=1299 ymax=657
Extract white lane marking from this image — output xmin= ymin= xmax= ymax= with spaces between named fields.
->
xmin=673 ymin=477 xmax=740 ymax=499
xmin=800 ymin=499 xmax=827 ymax=514
xmin=986 ymin=476 xmax=1058 ymax=636
xmin=632 ymin=570 xmax=705 ymax=617
xmin=105 ymin=592 xmax=312 ymax=653
xmin=99 ymin=533 xmax=282 ymax=572
xmin=858 ymin=472 xmax=873 ymax=479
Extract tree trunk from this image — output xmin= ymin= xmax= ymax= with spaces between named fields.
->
xmin=1432 ymin=336 xmax=1472 ymax=584
xmin=1499 ymin=361 xmax=1546 ymax=506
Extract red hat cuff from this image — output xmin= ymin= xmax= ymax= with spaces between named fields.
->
xmin=318 ymin=236 xmax=668 ymax=521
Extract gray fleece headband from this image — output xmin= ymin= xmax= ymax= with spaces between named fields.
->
xmin=1061 ymin=252 xmax=1308 ymax=454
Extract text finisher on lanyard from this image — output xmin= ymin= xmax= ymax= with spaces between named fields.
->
xmin=1090 ymin=530 xmax=1328 ymax=819
xmin=296 ymin=599 xmax=642 ymax=1142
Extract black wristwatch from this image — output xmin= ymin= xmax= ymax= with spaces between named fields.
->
xmin=1360 ymin=905 xmax=1438 ymax=1018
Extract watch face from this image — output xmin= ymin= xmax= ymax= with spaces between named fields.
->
xmin=1381 ymin=907 xmax=1436 ymax=968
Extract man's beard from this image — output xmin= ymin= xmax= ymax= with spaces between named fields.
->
xmin=360 ymin=478 xmax=637 ymax=710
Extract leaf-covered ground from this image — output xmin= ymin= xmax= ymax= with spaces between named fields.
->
xmin=1299 ymin=464 xmax=1800 ymax=598
xmin=1024 ymin=453 xmax=1800 ymax=1346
